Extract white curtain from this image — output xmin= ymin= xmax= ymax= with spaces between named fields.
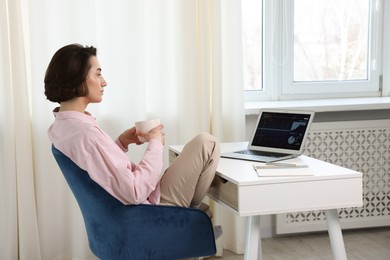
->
xmin=1 ymin=0 xmax=41 ymax=259
xmin=0 ymin=0 xmax=246 ymax=259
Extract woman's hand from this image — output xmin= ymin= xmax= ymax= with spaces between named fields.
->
xmin=119 ymin=127 xmax=143 ymax=148
xmin=136 ymin=124 xmax=165 ymax=145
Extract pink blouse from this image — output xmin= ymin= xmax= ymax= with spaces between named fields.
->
xmin=48 ymin=109 xmax=163 ymax=205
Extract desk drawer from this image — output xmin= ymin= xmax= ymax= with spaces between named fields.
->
xmin=211 ymin=176 xmax=362 ymax=217
xmin=208 ymin=176 xmax=238 ymax=211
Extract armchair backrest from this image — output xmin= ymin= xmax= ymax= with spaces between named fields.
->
xmin=51 ymin=145 xmax=216 ymax=260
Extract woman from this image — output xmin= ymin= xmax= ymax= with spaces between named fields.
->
xmin=45 ymin=43 xmax=220 ymax=213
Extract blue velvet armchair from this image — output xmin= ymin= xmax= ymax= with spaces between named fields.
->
xmin=51 ymin=145 xmax=216 ymax=260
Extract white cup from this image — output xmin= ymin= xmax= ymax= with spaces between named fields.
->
xmin=135 ymin=119 xmax=161 ymax=142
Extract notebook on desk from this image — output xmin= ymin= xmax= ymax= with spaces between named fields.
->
xmin=253 ymin=162 xmax=313 ymax=177
xmin=222 ymin=109 xmax=315 ymax=163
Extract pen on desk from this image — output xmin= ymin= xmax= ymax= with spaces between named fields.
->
xmin=266 ymin=162 xmax=296 ymax=167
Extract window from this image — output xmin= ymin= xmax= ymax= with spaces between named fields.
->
xmin=242 ymin=0 xmax=384 ymax=101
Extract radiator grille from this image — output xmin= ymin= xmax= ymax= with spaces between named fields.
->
xmin=277 ymin=121 xmax=390 ymax=234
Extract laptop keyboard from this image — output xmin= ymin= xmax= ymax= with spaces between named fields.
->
xmin=235 ymin=150 xmax=289 ymax=158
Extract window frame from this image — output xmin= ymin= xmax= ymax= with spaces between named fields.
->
xmin=244 ymin=0 xmax=385 ymax=102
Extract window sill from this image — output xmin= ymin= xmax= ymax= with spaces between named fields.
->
xmin=245 ymin=97 xmax=390 ymax=115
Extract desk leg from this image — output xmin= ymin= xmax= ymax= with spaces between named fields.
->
xmin=325 ymin=209 xmax=347 ymax=260
xmin=244 ymin=216 xmax=262 ymax=260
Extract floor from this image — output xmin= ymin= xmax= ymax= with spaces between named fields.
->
xmin=207 ymin=227 xmax=390 ymax=260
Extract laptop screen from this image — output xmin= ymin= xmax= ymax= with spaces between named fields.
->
xmin=250 ymin=110 xmax=314 ymax=152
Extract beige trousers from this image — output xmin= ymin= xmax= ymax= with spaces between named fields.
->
xmin=160 ymin=133 xmax=220 ymax=209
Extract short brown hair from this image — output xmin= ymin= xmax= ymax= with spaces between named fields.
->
xmin=44 ymin=44 xmax=97 ymax=103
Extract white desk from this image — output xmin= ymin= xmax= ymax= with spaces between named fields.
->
xmin=169 ymin=142 xmax=363 ymax=260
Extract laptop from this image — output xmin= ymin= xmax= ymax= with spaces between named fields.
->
xmin=222 ymin=109 xmax=315 ymax=163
